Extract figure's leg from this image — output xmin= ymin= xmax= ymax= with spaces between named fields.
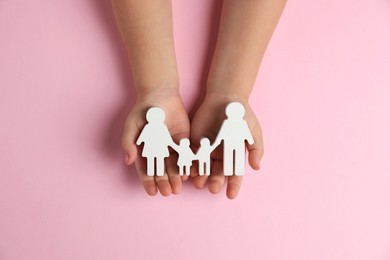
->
xmin=199 ymin=161 xmax=204 ymax=176
xmin=147 ymin=157 xmax=154 ymax=176
xmin=179 ymin=165 xmax=183 ymax=176
xmin=224 ymin=149 xmax=233 ymax=176
xmin=235 ymin=147 xmax=245 ymax=176
xmin=185 ymin=165 xmax=190 ymax=176
xmin=205 ymin=160 xmax=211 ymax=176
xmin=156 ymin=157 xmax=165 ymax=176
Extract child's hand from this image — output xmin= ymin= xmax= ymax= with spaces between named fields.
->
xmin=190 ymin=92 xmax=264 ymax=199
xmin=122 ymin=90 xmax=190 ymax=196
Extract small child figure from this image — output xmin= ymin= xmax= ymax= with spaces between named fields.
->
xmin=176 ymin=138 xmax=195 ymax=176
xmin=196 ymin=138 xmax=217 ymax=176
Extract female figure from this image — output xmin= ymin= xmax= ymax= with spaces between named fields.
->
xmin=136 ymin=107 xmax=176 ymax=176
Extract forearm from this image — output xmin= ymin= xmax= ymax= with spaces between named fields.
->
xmin=112 ymin=0 xmax=179 ymax=97
xmin=207 ymin=0 xmax=286 ymax=100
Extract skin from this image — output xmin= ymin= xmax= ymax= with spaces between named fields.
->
xmin=112 ymin=0 xmax=286 ymax=198
xmin=112 ymin=0 xmax=188 ymax=196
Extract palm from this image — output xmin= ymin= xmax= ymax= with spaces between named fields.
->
xmin=123 ymin=92 xmax=190 ymax=196
xmin=190 ymin=94 xmax=263 ymax=199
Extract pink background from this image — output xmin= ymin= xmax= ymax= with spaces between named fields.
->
xmin=1 ymin=0 xmax=390 ymax=259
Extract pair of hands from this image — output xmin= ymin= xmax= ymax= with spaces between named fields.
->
xmin=121 ymin=89 xmax=264 ymax=199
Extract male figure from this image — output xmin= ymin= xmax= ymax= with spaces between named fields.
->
xmin=214 ymin=102 xmax=254 ymax=176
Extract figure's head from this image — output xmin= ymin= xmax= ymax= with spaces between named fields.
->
xmin=146 ymin=107 xmax=165 ymax=123
xmin=200 ymin=138 xmax=210 ymax=146
xmin=180 ymin=138 xmax=190 ymax=146
xmin=225 ymin=102 xmax=245 ymax=119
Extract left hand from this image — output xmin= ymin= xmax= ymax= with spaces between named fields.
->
xmin=190 ymin=92 xmax=264 ymax=199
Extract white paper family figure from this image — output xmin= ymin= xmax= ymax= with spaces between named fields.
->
xmin=196 ymin=138 xmax=215 ymax=176
xmin=136 ymin=107 xmax=176 ymax=176
xmin=136 ymin=102 xmax=254 ymax=177
xmin=213 ymin=102 xmax=254 ymax=176
xmin=175 ymin=138 xmax=195 ymax=176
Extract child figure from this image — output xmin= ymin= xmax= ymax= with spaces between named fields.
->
xmin=176 ymin=138 xmax=195 ymax=176
xmin=196 ymin=138 xmax=217 ymax=176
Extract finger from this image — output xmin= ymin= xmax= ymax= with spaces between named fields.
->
xmin=181 ymin=175 xmax=189 ymax=182
xmin=247 ymin=127 xmax=264 ymax=170
xmin=208 ymin=160 xmax=225 ymax=194
xmin=192 ymin=154 xmax=208 ymax=189
xmin=189 ymin=159 xmax=198 ymax=178
xmin=154 ymin=163 xmax=172 ymax=197
xmin=166 ymin=153 xmax=182 ymax=194
xmin=193 ymin=173 xmax=208 ymax=189
xmin=226 ymin=175 xmax=243 ymax=199
xmin=122 ymin=121 xmax=140 ymax=165
xmin=134 ymin=156 xmax=157 ymax=196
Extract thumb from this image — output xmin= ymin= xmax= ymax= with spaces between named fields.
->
xmin=122 ymin=122 xmax=140 ymax=165
xmin=247 ymin=130 xmax=264 ymax=171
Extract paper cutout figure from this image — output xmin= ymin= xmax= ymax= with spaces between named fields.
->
xmin=196 ymin=138 xmax=216 ymax=176
xmin=175 ymin=138 xmax=195 ymax=176
xmin=213 ymin=102 xmax=254 ymax=176
xmin=136 ymin=102 xmax=254 ymax=177
xmin=136 ymin=107 xmax=176 ymax=176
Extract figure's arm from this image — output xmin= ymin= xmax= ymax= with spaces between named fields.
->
xmin=164 ymin=127 xmax=179 ymax=151
xmin=210 ymin=143 xmax=219 ymax=152
xmin=191 ymin=150 xmax=197 ymax=160
xmin=213 ymin=122 xmax=226 ymax=148
xmin=170 ymin=142 xmax=179 ymax=152
xmin=135 ymin=135 xmax=143 ymax=146
xmin=136 ymin=127 xmax=146 ymax=145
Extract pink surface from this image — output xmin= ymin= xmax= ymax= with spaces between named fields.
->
xmin=1 ymin=0 xmax=390 ymax=259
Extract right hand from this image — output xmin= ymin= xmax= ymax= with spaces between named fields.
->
xmin=122 ymin=89 xmax=190 ymax=196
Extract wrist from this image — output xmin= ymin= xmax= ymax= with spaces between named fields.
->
xmin=135 ymin=83 xmax=182 ymax=108
xmin=206 ymin=67 xmax=255 ymax=101
xmin=137 ymin=87 xmax=179 ymax=102
xmin=205 ymin=88 xmax=250 ymax=104
xmin=135 ymin=77 xmax=179 ymax=101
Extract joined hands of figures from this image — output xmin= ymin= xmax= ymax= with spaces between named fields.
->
xmin=136 ymin=102 xmax=254 ymax=177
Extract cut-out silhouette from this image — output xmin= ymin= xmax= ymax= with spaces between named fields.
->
xmin=136 ymin=107 xmax=176 ymax=176
xmin=213 ymin=102 xmax=254 ymax=176
xmin=136 ymin=102 xmax=254 ymax=177
xmin=196 ymin=138 xmax=216 ymax=176
xmin=176 ymin=138 xmax=195 ymax=176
